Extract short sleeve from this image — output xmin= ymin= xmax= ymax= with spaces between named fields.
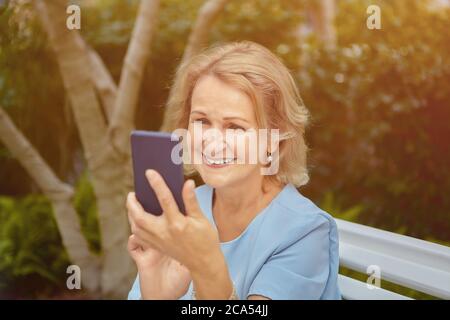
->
xmin=127 ymin=274 xmax=141 ymax=300
xmin=248 ymin=217 xmax=331 ymax=300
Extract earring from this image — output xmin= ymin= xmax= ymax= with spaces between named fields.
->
xmin=267 ymin=152 xmax=273 ymax=163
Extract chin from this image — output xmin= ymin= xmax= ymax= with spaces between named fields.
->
xmin=198 ymin=169 xmax=235 ymax=189
xmin=196 ymin=164 xmax=257 ymax=190
xmin=194 ymin=166 xmax=232 ymax=188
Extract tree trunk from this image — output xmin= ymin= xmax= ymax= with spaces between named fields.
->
xmin=87 ymin=46 xmax=117 ymax=122
xmin=109 ymin=0 xmax=161 ymax=157
xmin=34 ymin=0 xmax=135 ymax=298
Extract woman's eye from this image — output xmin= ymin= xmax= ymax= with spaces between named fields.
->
xmin=228 ymin=124 xmax=245 ymax=131
xmin=191 ymin=118 xmax=209 ymax=125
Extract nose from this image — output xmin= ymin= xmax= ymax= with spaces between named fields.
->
xmin=203 ymin=128 xmax=227 ymax=157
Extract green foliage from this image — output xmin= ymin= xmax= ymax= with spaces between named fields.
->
xmin=0 ymin=195 xmax=70 ymax=298
xmin=0 ymin=173 xmax=101 ymax=298
xmin=301 ymin=0 xmax=450 ymax=242
xmin=320 ymin=191 xmax=363 ymax=222
xmin=213 ymin=0 xmax=304 ymax=68
xmin=73 ymin=172 xmax=101 ymax=254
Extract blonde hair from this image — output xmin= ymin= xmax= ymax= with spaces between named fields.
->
xmin=164 ymin=41 xmax=310 ymax=187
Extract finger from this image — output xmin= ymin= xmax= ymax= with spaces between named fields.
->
xmin=127 ymin=192 xmax=158 ymax=234
xmin=127 ymin=192 xmax=144 ymax=215
xmin=128 ymin=234 xmax=162 ymax=262
xmin=126 ymin=192 xmax=138 ymax=231
xmin=127 ymin=192 xmax=144 ymax=231
xmin=146 ymin=169 xmax=180 ymax=222
xmin=131 ymin=226 xmax=162 ymax=252
xmin=128 ymin=234 xmax=142 ymax=252
xmin=129 ymin=233 xmax=148 ymax=248
xmin=127 ymin=191 xmax=161 ymax=217
xmin=127 ymin=212 xmax=135 ymax=233
xmin=133 ymin=233 xmax=163 ymax=252
xmin=182 ymin=179 xmax=203 ymax=218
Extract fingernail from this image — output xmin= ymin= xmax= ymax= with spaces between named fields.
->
xmin=187 ymin=179 xmax=195 ymax=189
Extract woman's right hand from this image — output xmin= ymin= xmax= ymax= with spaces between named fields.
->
xmin=128 ymin=234 xmax=192 ymax=300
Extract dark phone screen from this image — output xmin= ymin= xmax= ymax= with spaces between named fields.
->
xmin=130 ymin=130 xmax=185 ymax=215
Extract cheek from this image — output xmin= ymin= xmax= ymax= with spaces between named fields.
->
xmin=224 ymin=133 xmax=250 ymax=161
xmin=230 ymin=133 xmax=263 ymax=164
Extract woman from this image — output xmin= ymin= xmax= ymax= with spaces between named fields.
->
xmin=127 ymin=41 xmax=341 ymax=300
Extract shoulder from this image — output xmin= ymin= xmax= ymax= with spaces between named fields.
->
xmin=266 ymin=184 xmax=339 ymax=251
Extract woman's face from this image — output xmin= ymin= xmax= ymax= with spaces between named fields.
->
xmin=187 ymin=74 xmax=266 ymax=189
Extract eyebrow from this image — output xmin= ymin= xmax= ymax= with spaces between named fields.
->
xmin=190 ymin=110 xmax=250 ymax=124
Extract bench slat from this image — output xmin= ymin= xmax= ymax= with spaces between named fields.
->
xmin=338 ymin=275 xmax=412 ymax=300
xmin=336 ymin=219 xmax=450 ymax=299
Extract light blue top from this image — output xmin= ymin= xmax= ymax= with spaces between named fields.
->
xmin=128 ymin=183 xmax=341 ymax=300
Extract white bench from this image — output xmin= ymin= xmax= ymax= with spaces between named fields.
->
xmin=336 ymin=219 xmax=450 ymax=300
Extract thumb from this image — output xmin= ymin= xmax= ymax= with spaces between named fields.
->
xmin=127 ymin=235 xmax=143 ymax=259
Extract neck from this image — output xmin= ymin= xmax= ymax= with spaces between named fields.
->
xmin=213 ymin=175 xmax=281 ymax=216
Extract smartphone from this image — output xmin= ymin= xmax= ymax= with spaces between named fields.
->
xmin=130 ymin=130 xmax=185 ymax=215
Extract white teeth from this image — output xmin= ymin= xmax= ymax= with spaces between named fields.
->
xmin=204 ymin=155 xmax=234 ymax=165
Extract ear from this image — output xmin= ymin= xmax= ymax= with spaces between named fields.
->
xmin=265 ymin=128 xmax=281 ymax=165
xmin=268 ymin=128 xmax=281 ymax=155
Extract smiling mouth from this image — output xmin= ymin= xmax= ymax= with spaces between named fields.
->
xmin=202 ymin=153 xmax=236 ymax=166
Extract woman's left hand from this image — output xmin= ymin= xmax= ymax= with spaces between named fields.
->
xmin=126 ymin=169 xmax=223 ymax=275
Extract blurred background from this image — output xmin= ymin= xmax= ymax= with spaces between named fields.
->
xmin=0 ymin=0 xmax=449 ymax=299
